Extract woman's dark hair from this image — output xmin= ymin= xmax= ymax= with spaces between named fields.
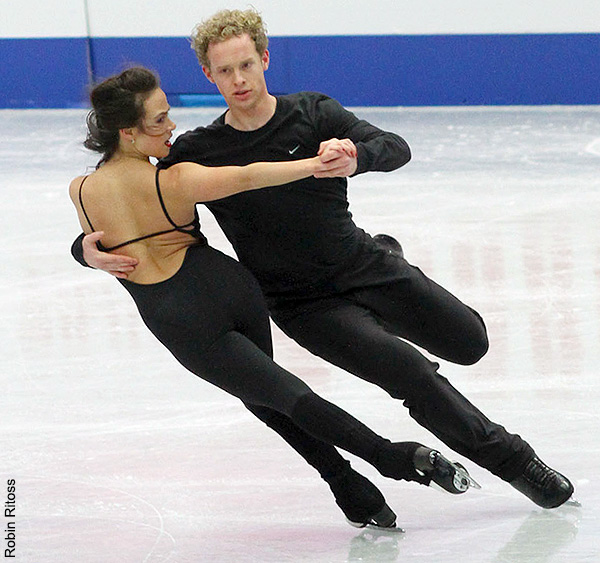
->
xmin=84 ymin=67 xmax=160 ymax=167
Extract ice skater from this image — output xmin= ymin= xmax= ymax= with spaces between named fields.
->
xmin=69 ymin=66 xmax=480 ymax=531
xmin=72 ymin=9 xmax=575 ymax=523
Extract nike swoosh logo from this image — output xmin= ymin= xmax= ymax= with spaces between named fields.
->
xmin=288 ymin=145 xmax=300 ymax=154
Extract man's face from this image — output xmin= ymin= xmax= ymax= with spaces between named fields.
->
xmin=202 ymin=33 xmax=270 ymax=112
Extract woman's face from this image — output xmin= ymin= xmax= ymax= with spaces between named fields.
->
xmin=133 ymin=88 xmax=176 ymax=159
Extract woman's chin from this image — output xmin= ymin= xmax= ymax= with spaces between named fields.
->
xmin=153 ymin=148 xmax=170 ymax=159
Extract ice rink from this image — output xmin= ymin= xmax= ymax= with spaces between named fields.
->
xmin=1 ymin=104 xmax=599 ymax=562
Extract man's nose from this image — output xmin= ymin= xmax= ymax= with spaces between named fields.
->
xmin=232 ymin=68 xmax=245 ymax=84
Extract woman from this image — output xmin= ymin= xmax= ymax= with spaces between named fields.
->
xmin=69 ymin=67 xmax=477 ymax=527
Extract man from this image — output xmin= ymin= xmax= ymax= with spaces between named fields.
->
xmin=72 ymin=8 xmax=574 ymax=525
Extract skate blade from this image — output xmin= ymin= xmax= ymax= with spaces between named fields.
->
xmin=361 ymin=522 xmax=405 ymax=534
xmin=454 ymin=463 xmax=482 ymax=490
xmin=564 ymin=496 xmax=582 ymax=507
xmin=346 ymin=519 xmax=405 ymax=533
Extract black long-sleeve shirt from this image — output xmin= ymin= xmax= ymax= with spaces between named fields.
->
xmin=159 ymin=92 xmax=411 ymax=301
xmin=73 ymin=91 xmax=411 ymax=303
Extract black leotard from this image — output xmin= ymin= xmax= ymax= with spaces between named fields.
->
xmin=117 ymin=242 xmax=426 ymax=486
xmin=78 ymin=168 xmax=203 ymax=251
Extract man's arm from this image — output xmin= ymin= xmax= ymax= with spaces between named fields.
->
xmin=350 ymin=122 xmax=411 ymax=176
xmin=71 ymin=231 xmax=138 ymax=278
xmin=71 ymin=232 xmax=89 ymax=267
xmin=313 ymin=94 xmax=411 ymax=176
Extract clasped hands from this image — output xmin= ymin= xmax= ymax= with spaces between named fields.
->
xmin=314 ymin=138 xmax=358 ymax=178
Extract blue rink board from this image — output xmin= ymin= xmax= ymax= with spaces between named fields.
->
xmin=1 ymin=34 xmax=598 ymax=108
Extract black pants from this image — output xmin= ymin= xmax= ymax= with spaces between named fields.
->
xmin=271 ymin=261 xmax=535 ymax=482
xmin=118 ymin=244 xmax=423 ymax=483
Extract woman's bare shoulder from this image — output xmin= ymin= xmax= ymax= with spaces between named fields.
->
xmin=68 ymin=174 xmax=89 ymax=203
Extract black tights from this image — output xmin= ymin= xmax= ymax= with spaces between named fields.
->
xmin=155 ymin=329 xmax=425 ymax=484
xmin=119 ymin=245 xmax=426 ymax=484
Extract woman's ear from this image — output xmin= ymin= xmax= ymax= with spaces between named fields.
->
xmin=120 ymin=127 xmax=135 ymax=144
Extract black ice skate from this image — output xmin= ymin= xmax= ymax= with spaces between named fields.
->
xmin=510 ymin=456 xmax=576 ymax=509
xmin=413 ymin=447 xmax=481 ymax=494
xmin=373 ymin=233 xmax=404 ymax=258
xmin=346 ymin=503 xmax=404 ymax=533
xmin=328 ymin=466 xmax=401 ymax=531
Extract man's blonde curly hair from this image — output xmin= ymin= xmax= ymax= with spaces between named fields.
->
xmin=191 ymin=8 xmax=268 ymax=68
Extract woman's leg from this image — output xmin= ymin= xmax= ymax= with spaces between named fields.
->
xmin=162 ymin=328 xmax=453 ymax=487
xmin=123 ymin=246 xmax=397 ymax=525
xmin=245 ymin=404 xmax=395 ymax=526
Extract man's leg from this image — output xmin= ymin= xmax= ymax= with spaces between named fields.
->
xmin=274 ymin=296 xmax=534 ymax=482
xmin=349 ymin=267 xmax=575 ymax=507
xmin=354 ymin=264 xmax=490 ymax=366
xmin=273 ymin=271 xmax=574 ymax=508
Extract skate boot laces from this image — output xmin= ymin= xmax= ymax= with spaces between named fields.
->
xmin=523 ymin=457 xmax=556 ymax=488
xmin=510 ymin=456 xmax=576 ymax=509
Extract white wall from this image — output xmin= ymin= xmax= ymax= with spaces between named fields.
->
xmin=3 ymin=0 xmax=600 ymax=38
xmin=0 ymin=1 xmax=86 ymax=37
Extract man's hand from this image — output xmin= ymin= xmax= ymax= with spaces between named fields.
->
xmin=82 ymin=231 xmax=138 ymax=279
xmin=315 ymin=138 xmax=358 ymax=178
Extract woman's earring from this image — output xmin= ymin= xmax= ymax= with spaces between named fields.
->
xmin=131 ymin=139 xmax=135 ymax=144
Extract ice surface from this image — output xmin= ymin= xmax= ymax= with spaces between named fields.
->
xmin=1 ymin=105 xmax=598 ymax=562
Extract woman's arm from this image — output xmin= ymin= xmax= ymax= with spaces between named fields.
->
xmin=170 ymin=155 xmax=330 ymax=203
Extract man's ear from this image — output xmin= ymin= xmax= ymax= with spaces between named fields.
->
xmin=261 ymin=49 xmax=270 ymax=71
xmin=202 ymin=65 xmax=215 ymax=84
